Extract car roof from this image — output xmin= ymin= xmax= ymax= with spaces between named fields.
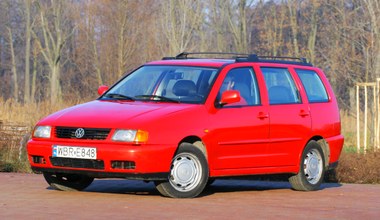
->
xmin=146 ymin=52 xmax=313 ymax=68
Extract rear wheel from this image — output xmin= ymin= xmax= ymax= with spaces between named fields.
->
xmin=289 ymin=140 xmax=325 ymax=191
xmin=155 ymin=143 xmax=209 ymax=198
xmin=43 ymin=172 xmax=94 ymax=191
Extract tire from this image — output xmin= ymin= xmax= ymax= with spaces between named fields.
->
xmin=155 ymin=143 xmax=209 ymax=198
xmin=43 ymin=172 xmax=94 ymax=191
xmin=289 ymin=140 xmax=325 ymax=191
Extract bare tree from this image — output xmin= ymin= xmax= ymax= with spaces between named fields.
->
xmin=7 ymin=27 xmax=18 ymax=101
xmin=206 ymin=0 xmax=230 ymax=52
xmin=160 ymin=0 xmax=204 ymax=54
xmin=33 ymin=0 xmax=74 ymax=104
xmin=287 ymin=0 xmax=300 ymax=56
xmin=23 ymin=0 xmax=33 ymax=103
xmin=260 ymin=1 xmax=286 ymax=56
xmin=226 ymin=0 xmax=251 ymax=53
xmin=2 ymin=0 xmax=23 ymax=101
xmin=31 ymin=42 xmax=39 ymax=102
xmin=306 ymin=0 xmax=319 ymax=64
xmin=363 ymin=0 xmax=380 ymax=79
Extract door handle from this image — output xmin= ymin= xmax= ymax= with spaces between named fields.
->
xmin=299 ymin=110 xmax=309 ymax=117
xmin=257 ymin=112 xmax=269 ymax=119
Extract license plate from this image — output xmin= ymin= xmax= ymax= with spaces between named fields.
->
xmin=52 ymin=145 xmax=97 ymax=159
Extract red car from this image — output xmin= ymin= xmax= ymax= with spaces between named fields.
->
xmin=27 ymin=52 xmax=344 ymax=198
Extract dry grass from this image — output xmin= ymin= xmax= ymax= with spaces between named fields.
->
xmin=0 ymin=100 xmax=379 ymax=184
xmin=328 ymin=150 xmax=380 ymax=184
xmin=0 ymin=98 xmax=85 ymax=172
xmin=0 ymin=98 xmax=84 ymax=127
xmin=340 ymin=111 xmax=356 ymax=149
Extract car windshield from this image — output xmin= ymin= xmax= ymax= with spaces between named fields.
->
xmin=101 ymin=65 xmax=218 ymax=104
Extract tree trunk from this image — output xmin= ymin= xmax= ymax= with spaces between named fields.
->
xmin=8 ymin=27 xmax=18 ymax=102
xmin=307 ymin=15 xmax=317 ymax=64
xmin=31 ymin=44 xmax=37 ymax=102
xmin=287 ymin=1 xmax=299 ymax=56
xmin=363 ymin=0 xmax=380 ymax=80
xmin=93 ymin=39 xmax=103 ymax=85
xmin=50 ymin=64 xmax=61 ymax=104
xmin=24 ymin=0 xmax=32 ymax=103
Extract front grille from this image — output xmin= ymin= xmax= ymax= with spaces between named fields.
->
xmin=55 ymin=127 xmax=111 ymax=140
xmin=50 ymin=157 xmax=105 ymax=170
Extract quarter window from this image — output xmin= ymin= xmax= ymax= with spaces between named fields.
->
xmin=261 ymin=67 xmax=301 ymax=104
xmin=296 ymin=69 xmax=329 ymax=103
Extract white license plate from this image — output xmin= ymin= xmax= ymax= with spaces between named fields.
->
xmin=52 ymin=145 xmax=97 ymax=159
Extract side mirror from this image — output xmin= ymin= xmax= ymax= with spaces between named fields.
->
xmin=219 ymin=90 xmax=241 ymax=106
xmin=98 ymin=85 xmax=109 ymax=96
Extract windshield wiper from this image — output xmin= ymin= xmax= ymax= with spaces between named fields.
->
xmin=104 ymin=93 xmax=135 ymax=101
xmin=135 ymin=95 xmax=180 ymax=103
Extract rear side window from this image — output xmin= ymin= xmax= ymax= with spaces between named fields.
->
xmin=261 ymin=67 xmax=301 ymax=105
xmin=296 ymin=69 xmax=329 ymax=103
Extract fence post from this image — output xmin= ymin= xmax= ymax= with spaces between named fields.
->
xmin=377 ymin=78 xmax=380 ymax=150
xmin=356 ymin=85 xmax=360 ymax=153
xmin=364 ymin=85 xmax=368 ymax=153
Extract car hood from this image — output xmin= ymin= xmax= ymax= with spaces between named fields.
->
xmin=39 ymin=100 xmax=200 ymax=128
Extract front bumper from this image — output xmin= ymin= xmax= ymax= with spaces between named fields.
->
xmin=27 ymin=139 xmax=175 ymax=180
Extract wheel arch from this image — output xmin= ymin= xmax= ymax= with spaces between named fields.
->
xmin=178 ymin=136 xmax=208 ymax=160
xmin=307 ymin=136 xmax=330 ymax=168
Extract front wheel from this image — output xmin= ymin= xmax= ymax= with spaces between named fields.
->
xmin=289 ymin=140 xmax=325 ymax=191
xmin=43 ymin=172 xmax=94 ymax=191
xmin=155 ymin=143 xmax=209 ymax=198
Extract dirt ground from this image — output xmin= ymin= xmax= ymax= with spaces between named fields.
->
xmin=0 ymin=172 xmax=379 ymax=219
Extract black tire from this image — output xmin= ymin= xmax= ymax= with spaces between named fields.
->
xmin=43 ymin=172 xmax=94 ymax=191
xmin=289 ymin=140 xmax=326 ymax=191
xmin=155 ymin=143 xmax=209 ymax=198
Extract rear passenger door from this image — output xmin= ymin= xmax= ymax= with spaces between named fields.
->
xmin=261 ymin=67 xmax=312 ymax=167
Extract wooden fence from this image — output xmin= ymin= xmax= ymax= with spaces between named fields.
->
xmin=356 ymin=79 xmax=380 ymax=153
xmin=0 ymin=120 xmax=30 ymax=160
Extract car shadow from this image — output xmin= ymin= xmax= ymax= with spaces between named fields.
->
xmin=69 ymin=178 xmax=342 ymax=197
xmin=200 ymin=179 xmax=342 ymax=197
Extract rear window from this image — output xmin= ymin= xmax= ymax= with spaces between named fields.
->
xmin=296 ymin=69 xmax=329 ymax=103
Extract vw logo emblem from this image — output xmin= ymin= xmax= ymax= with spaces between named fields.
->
xmin=75 ymin=128 xmax=85 ymax=138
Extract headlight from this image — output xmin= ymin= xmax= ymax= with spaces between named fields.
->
xmin=33 ymin=126 xmax=52 ymax=138
xmin=112 ymin=129 xmax=149 ymax=143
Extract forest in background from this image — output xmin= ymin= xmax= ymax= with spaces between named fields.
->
xmin=0 ymin=0 xmax=379 ymax=108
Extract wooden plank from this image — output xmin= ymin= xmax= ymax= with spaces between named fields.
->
xmin=356 ymin=82 xmax=377 ymax=86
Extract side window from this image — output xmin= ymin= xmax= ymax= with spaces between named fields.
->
xmin=296 ymin=69 xmax=329 ymax=103
xmin=218 ymin=67 xmax=260 ymax=106
xmin=261 ymin=67 xmax=301 ymax=105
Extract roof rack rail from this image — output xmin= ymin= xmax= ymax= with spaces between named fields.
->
xmin=243 ymin=54 xmax=309 ymax=63
xmin=235 ymin=54 xmax=312 ymax=66
xmin=162 ymin=52 xmax=250 ymax=60
xmin=162 ymin=52 xmax=312 ymax=66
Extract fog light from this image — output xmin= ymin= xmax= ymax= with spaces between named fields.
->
xmin=32 ymin=156 xmax=46 ymax=164
xmin=111 ymin=161 xmax=135 ymax=169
